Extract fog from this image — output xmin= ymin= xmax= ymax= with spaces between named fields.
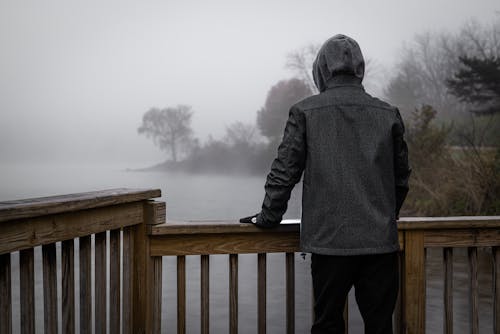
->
xmin=1 ymin=4 xmax=498 ymax=332
xmin=0 ymin=0 xmax=498 ymax=166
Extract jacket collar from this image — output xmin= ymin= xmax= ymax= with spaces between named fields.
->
xmin=324 ymin=74 xmax=364 ymax=90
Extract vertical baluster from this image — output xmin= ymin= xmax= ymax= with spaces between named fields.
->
xmin=393 ymin=252 xmax=403 ymax=334
xmin=201 ymin=255 xmax=210 ymax=334
xmin=109 ymin=229 xmax=121 ymax=333
xmin=42 ymin=243 xmax=58 ymax=334
xmin=109 ymin=229 xmax=121 ymax=334
xmin=443 ymin=247 xmax=453 ymax=334
xmin=258 ymin=253 xmax=266 ymax=334
xmin=0 ymin=253 xmax=12 ymax=334
xmin=122 ymin=228 xmax=133 ymax=334
xmin=493 ymin=247 xmax=500 ymax=334
xmin=311 ymin=283 xmax=315 ymax=327
xmin=95 ymin=232 xmax=107 ymax=334
xmin=468 ymin=247 xmax=479 ymax=334
xmin=20 ymin=249 xmax=34 ymax=334
xmin=343 ymin=300 xmax=348 ymax=334
xmin=286 ymin=253 xmax=295 ymax=334
xmin=62 ymin=239 xmax=75 ymax=334
xmin=79 ymin=236 xmax=92 ymax=334
xmin=177 ymin=255 xmax=186 ymax=334
xmin=152 ymin=256 xmax=163 ymax=334
xmin=229 ymin=254 xmax=238 ymax=334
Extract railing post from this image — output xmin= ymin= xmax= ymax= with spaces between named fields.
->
xmin=402 ymin=230 xmax=425 ymax=334
xmin=0 ymin=253 xmax=12 ymax=334
xmin=130 ymin=200 xmax=165 ymax=334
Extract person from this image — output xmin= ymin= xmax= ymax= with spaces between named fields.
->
xmin=240 ymin=34 xmax=411 ymax=334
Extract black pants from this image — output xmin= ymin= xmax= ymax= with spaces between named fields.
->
xmin=311 ymin=252 xmax=399 ymax=334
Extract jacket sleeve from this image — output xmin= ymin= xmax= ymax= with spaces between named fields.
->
xmin=256 ymin=107 xmax=306 ymax=228
xmin=393 ymin=109 xmax=412 ymax=218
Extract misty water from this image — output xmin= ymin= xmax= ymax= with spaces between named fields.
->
xmin=0 ymin=163 xmax=494 ymax=333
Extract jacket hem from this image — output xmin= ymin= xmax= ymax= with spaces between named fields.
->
xmin=301 ymin=243 xmax=400 ymax=256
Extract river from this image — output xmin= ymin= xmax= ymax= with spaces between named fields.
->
xmin=0 ymin=163 xmax=494 ymax=333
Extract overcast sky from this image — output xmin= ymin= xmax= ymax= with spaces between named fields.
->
xmin=0 ymin=0 xmax=498 ymax=166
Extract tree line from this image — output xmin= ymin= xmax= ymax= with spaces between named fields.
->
xmin=384 ymin=18 xmax=500 ymax=216
xmin=138 ymin=77 xmax=311 ymax=174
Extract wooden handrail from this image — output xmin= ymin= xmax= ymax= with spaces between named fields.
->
xmin=397 ymin=216 xmax=500 ymax=229
xmin=150 ymin=216 xmax=500 ymax=234
xmin=150 ymin=220 xmax=299 ymax=234
xmin=0 ymin=189 xmax=162 ymax=255
xmin=0 ymin=188 xmax=161 ymax=223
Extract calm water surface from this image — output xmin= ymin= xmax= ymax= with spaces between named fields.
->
xmin=0 ymin=164 xmax=494 ymax=333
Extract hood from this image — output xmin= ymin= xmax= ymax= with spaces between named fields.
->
xmin=312 ymin=34 xmax=365 ymax=92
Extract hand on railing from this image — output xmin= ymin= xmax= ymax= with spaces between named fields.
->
xmin=239 ymin=213 xmax=259 ymax=224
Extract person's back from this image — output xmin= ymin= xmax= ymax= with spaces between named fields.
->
xmin=297 ymin=79 xmax=403 ymax=255
xmin=241 ymin=34 xmax=411 ymax=334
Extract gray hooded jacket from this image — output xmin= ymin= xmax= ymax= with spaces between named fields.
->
xmin=256 ymin=35 xmax=411 ymax=255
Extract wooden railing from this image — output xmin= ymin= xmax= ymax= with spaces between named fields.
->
xmin=0 ymin=189 xmax=499 ymax=334
xmin=149 ymin=220 xmax=302 ymax=334
xmin=0 ymin=188 xmax=165 ymax=334
xmin=397 ymin=217 xmax=500 ymax=334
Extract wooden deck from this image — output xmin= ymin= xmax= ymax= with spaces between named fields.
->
xmin=0 ymin=189 xmax=499 ymax=333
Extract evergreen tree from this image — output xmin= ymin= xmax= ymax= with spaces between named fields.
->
xmin=447 ymin=56 xmax=500 ymax=115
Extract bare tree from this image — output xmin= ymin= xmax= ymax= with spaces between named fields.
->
xmin=285 ymin=43 xmax=321 ymax=93
xmin=456 ymin=19 xmax=500 ymax=59
xmin=386 ymin=32 xmax=464 ymax=120
xmin=385 ymin=17 xmax=500 ymax=120
xmin=224 ymin=122 xmax=257 ymax=147
xmin=138 ymin=105 xmax=195 ymax=162
xmin=286 ymin=43 xmax=382 ymax=94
